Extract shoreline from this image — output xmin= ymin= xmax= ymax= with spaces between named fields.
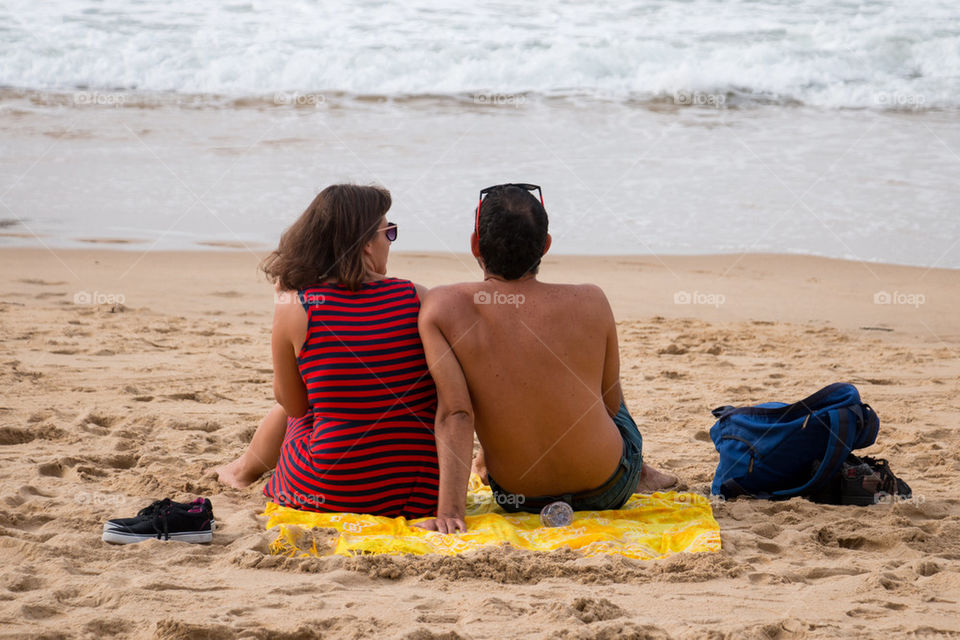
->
xmin=5 ymin=238 xmax=960 ymax=269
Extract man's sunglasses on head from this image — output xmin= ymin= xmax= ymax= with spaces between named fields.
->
xmin=475 ymin=183 xmax=544 ymax=235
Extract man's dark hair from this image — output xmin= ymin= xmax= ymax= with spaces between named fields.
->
xmin=477 ymin=186 xmax=549 ymax=280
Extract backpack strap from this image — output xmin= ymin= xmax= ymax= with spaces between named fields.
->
xmin=720 ymin=479 xmax=775 ymax=501
xmin=772 ymin=407 xmax=855 ymax=498
xmin=719 ymin=478 xmax=750 ymax=499
xmin=711 ymin=383 xmax=853 ymax=422
xmin=711 ymin=405 xmax=735 ymax=419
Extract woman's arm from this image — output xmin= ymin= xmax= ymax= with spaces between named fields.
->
xmin=271 ymin=291 xmax=310 ymax=418
xmin=413 ymin=282 xmax=429 ymax=302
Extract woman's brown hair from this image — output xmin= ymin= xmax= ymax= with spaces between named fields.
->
xmin=261 ymin=184 xmax=391 ymax=292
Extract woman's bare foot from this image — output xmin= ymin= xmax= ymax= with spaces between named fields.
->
xmin=214 ymin=455 xmax=261 ymax=489
xmin=635 ymin=463 xmax=678 ymax=494
xmin=471 ymin=448 xmax=489 ymax=485
xmin=212 ymin=405 xmax=287 ymax=489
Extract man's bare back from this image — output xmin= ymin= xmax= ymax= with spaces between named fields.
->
xmin=423 ymin=277 xmax=624 ymax=496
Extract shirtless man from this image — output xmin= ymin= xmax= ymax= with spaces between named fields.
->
xmin=416 ymin=183 xmax=676 ymax=533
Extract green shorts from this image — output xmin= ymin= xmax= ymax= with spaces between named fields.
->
xmin=488 ymin=401 xmax=644 ymax=513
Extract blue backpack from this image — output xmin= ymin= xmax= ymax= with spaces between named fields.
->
xmin=710 ymin=383 xmax=879 ymax=499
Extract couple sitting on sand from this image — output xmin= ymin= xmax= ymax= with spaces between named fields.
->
xmin=216 ymin=183 xmax=675 ymax=533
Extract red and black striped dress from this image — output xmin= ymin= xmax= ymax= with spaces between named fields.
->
xmin=264 ymin=278 xmax=439 ymax=517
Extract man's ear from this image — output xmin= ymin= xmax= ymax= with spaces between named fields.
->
xmin=542 ymin=234 xmax=552 ymax=257
xmin=470 ymin=232 xmax=485 ymax=271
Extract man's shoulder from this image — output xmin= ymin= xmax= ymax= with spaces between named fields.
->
xmin=541 ymin=282 xmax=614 ymax=324
xmin=546 ymin=281 xmax=609 ymax=302
xmin=420 ymin=283 xmax=482 ymax=315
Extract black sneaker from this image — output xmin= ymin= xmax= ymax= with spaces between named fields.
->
xmin=102 ymin=498 xmax=214 ymax=544
xmin=860 ymin=456 xmax=912 ymax=504
xmin=104 ymin=498 xmax=214 ymax=531
xmin=809 ymin=455 xmax=912 ymax=506
xmin=836 ymin=459 xmax=883 ymax=506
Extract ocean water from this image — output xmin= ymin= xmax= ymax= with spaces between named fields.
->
xmin=1 ymin=0 xmax=958 ymax=268
xmin=3 ymin=0 xmax=959 ymax=109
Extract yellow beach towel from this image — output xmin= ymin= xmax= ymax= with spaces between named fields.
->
xmin=263 ymin=476 xmax=720 ymax=559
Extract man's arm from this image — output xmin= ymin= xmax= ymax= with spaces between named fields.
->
xmin=415 ymin=291 xmax=475 ymax=533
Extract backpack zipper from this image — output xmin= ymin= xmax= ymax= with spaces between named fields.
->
xmin=720 ymin=435 xmax=758 ymax=474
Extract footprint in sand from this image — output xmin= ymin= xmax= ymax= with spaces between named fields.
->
xmin=268 ymin=583 xmax=331 ymax=596
xmin=154 ymin=620 xmax=235 ymax=640
xmin=415 ymin=613 xmax=460 ymax=624
xmin=914 ymin=560 xmax=942 ymax=577
xmin=78 ymin=411 xmax=119 ymax=429
xmin=39 ymin=454 xmax=138 ymax=481
xmin=478 ymin=597 xmax=527 ymax=616
xmin=801 ymin=566 xmax=867 ymax=580
xmin=836 ymin=534 xmax=895 ymax=552
xmin=17 ymin=278 xmax=67 ymax=286
xmin=752 ymin=522 xmax=782 ymax=539
xmin=877 ymin=572 xmax=907 ymax=592
xmin=83 ymin=619 xmax=128 ymax=637
xmin=20 ymin=603 xmax=60 ymax=620
xmin=4 ymin=572 xmax=42 ymax=593
xmin=37 ymin=461 xmax=63 ymax=478
xmin=163 ymin=391 xmax=225 ymax=404
xmin=846 ymin=606 xmax=883 ymax=619
xmin=569 ymin=597 xmax=626 ymax=624
xmin=140 ymin=582 xmax=227 ymax=593
xmin=747 ymin=572 xmax=790 ymax=585
xmin=168 ymin=419 xmax=221 ymax=432
xmin=756 ymin=541 xmax=781 ymax=554
xmin=0 ymin=427 xmax=40 ymax=445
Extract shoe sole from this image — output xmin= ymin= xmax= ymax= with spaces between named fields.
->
xmin=103 ymin=519 xmax=216 ymax=532
xmin=101 ymin=529 xmax=213 ymax=544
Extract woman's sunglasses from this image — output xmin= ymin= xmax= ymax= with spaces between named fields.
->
xmin=475 ymin=183 xmax=544 ymax=235
xmin=380 ymin=222 xmax=398 ymax=242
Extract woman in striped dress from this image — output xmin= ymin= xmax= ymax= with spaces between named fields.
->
xmin=216 ymin=185 xmax=439 ymax=517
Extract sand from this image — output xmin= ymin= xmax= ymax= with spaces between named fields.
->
xmin=1 ymin=247 xmax=958 ymax=639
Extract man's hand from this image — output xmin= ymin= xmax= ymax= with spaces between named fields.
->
xmin=413 ymin=516 xmax=467 ymax=534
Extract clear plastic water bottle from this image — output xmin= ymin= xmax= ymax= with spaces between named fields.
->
xmin=539 ymin=501 xmax=574 ymax=527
